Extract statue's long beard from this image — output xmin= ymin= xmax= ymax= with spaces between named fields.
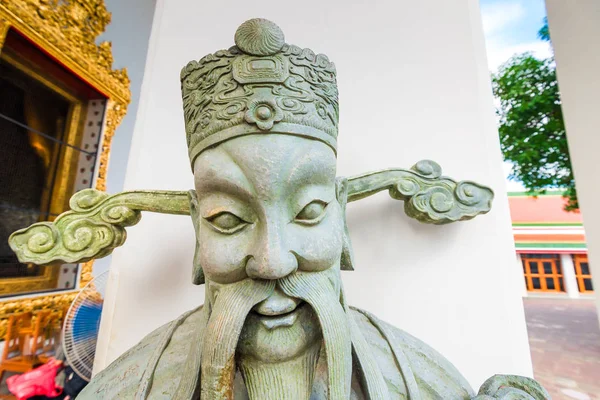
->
xmin=198 ymin=268 xmax=352 ymax=400
xmin=238 ymin=267 xmax=352 ymax=400
xmin=238 ymin=341 xmax=321 ymax=400
xmin=200 ymin=279 xmax=275 ymax=400
xmin=278 ymin=268 xmax=352 ymax=400
xmin=192 ymin=267 xmax=388 ymax=400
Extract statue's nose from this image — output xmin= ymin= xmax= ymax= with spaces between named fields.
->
xmin=246 ymin=225 xmax=297 ymax=280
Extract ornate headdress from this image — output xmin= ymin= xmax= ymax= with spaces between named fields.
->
xmin=180 ymin=18 xmax=339 ymax=167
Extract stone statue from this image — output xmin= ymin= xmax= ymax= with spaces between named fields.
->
xmin=9 ymin=18 xmax=550 ymax=400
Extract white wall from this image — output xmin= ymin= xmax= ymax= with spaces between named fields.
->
xmin=99 ymin=0 xmax=157 ymax=195
xmin=92 ymin=0 xmax=157 ymax=278
xmin=545 ymin=0 xmax=600 ymax=322
xmin=95 ymin=0 xmax=533 ymax=388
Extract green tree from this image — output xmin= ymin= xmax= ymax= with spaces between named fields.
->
xmin=492 ymin=22 xmax=577 ymax=210
xmin=538 ymin=17 xmax=550 ymax=41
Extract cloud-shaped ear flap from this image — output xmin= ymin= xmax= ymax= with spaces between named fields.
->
xmin=336 ymin=177 xmax=355 ymax=271
xmin=188 ymin=190 xmax=205 ymax=285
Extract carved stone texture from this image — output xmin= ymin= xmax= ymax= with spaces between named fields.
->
xmin=473 ymin=375 xmax=551 ymax=399
xmin=9 ymin=160 xmax=493 ymax=266
xmin=347 ymin=160 xmax=494 ymax=224
xmin=234 ymin=18 xmax=285 ymax=56
xmin=9 ymin=189 xmax=189 ymax=265
xmin=180 ymin=19 xmax=338 ymax=168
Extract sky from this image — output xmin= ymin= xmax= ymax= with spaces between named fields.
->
xmin=479 ymin=0 xmax=552 ymax=72
xmin=479 ymin=0 xmax=552 ymax=191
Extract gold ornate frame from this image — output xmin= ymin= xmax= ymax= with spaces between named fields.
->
xmin=0 ymin=50 xmax=85 ymax=297
xmin=0 ymin=0 xmax=130 ymax=337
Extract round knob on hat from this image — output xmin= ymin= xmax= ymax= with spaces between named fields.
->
xmin=235 ymin=18 xmax=285 ymax=56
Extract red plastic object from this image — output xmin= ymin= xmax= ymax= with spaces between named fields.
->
xmin=6 ymin=358 xmax=63 ymax=400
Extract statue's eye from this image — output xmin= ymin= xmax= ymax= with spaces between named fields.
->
xmin=295 ymin=200 xmax=327 ymax=225
xmin=206 ymin=212 xmax=247 ymax=234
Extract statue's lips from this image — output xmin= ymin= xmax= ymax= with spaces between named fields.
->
xmin=253 ymin=287 xmax=302 ymax=316
xmin=252 ymin=288 xmax=304 ymax=330
xmin=252 ymin=302 xmax=306 ymax=330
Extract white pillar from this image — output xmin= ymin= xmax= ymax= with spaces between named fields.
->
xmin=96 ymin=0 xmax=534 ymax=388
xmin=560 ymin=254 xmax=580 ymax=299
xmin=546 ymin=1 xmax=600 ymax=320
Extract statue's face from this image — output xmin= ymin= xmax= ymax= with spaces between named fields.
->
xmin=193 ymin=134 xmax=344 ymax=362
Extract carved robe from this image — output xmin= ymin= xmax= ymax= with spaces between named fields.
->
xmin=79 ymin=306 xmax=475 ymax=399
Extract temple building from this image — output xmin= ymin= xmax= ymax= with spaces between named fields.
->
xmin=509 ymin=191 xmax=594 ymax=296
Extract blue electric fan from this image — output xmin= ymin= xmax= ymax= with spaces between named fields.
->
xmin=62 ymin=271 xmax=108 ymax=381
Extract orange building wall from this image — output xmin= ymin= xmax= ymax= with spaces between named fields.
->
xmin=508 ymin=193 xmax=586 ymax=254
xmin=509 ymin=194 xmax=583 ymax=225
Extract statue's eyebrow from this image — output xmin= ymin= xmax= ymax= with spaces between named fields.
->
xmin=197 ymin=176 xmax=255 ymax=201
xmin=195 ymin=148 xmax=255 ymax=199
xmin=286 ymin=144 xmax=335 ymax=186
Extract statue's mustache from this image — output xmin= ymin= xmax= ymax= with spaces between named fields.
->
xmin=279 ymin=270 xmax=352 ymax=400
xmin=199 ymin=269 xmax=351 ymax=400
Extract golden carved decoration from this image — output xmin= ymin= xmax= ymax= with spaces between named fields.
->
xmin=0 ymin=0 xmax=130 ymax=104
xmin=0 ymin=0 xmax=130 ymax=334
xmin=0 ymin=292 xmax=77 ymax=338
xmin=0 ymin=18 xmax=9 ymax=47
xmin=80 ymin=260 xmax=94 ymax=288
xmin=95 ymin=99 xmax=127 ymax=192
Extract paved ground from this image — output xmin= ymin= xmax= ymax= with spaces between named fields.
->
xmin=524 ymin=297 xmax=600 ymax=400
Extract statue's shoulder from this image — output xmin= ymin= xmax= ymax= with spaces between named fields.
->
xmin=350 ymin=307 xmax=474 ymax=399
xmin=78 ymin=305 xmax=204 ymax=399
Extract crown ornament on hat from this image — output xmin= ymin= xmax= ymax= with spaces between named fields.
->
xmin=181 ymin=18 xmax=339 ymax=167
